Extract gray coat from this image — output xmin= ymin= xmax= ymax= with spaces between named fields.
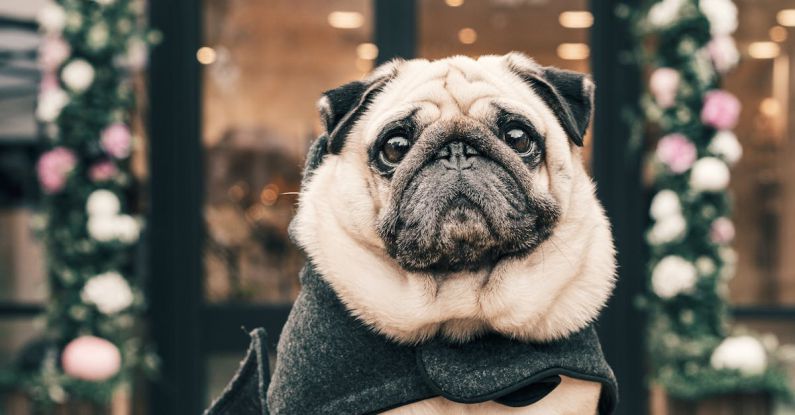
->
xmin=205 ymin=265 xmax=618 ymax=415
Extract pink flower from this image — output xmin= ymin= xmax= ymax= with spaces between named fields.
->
xmin=89 ymin=160 xmax=118 ymax=182
xmin=39 ymin=72 xmax=60 ymax=93
xmin=707 ymin=36 xmax=739 ymax=74
xmin=649 ymin=68 xmax=680 ymax=108
xmin=710 ymin=217 xmax=735 ymax=244
xmin=701 ymin=90 xmax=741 ymax=130
xmin=39 ymin=36 xmax=71 ymax=72
xmin=656 ymin=133 xmax=697 ymax=173
xmin=37 ymin=147 xmax=77 ymax=194
xmin=100 ymin=123 xmax=132 ymax=159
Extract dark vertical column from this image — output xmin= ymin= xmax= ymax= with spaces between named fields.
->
xmin=590 ymin=1 xmax=647 ymax=414
xmin=374 ymin=0 xmax=417 ymax=64
xmin=148 ymin=0 xmax=204 ymax=413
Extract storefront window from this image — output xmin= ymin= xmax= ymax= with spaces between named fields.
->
xmin=201 ymin=0 xmax=372 ymax=304
xmin=727 ymin=0 xmax=795 ymax=306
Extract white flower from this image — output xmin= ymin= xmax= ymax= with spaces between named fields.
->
xmin=650 ymin=190 xmax=681 ymax=220
xmin=708 ymin=131 xmax=742 ymax=165
xmin=707 ymin=35 xmax=740 ymax=73
xmin=122 ymin=38 xmax=149 ymax=70
xmin=36 ymin=88 xmax=69 ymax=122
xmin=115 ymin=215 xmax=141 ymax=243
xmin=711 ymin=336 xmax=768 ymax=375
xmin=690 ymin=157 xmax=730 ymax=192
xmin=37 ymin=2 xmax=66 ymax=34
xmin=648 ymin=0 xmax=684 ymax=28
xmin=61 ymin=59 xmax=95 ymax=93
xmin=81 ymin=271 xmax=134 ymax=314
xmin=95 ymin=0 xmax=116 ymax=5
xmin=647 ymin=214 xmax=687 ymax=245
xmin=652 ymin=255 xmax=698 ymax=299
xmin=700 ymin=0 xmax=738 ymax=36
xmin=649 ymin=68 xmax=680 ymax=108
xmin=86 ymin=190 xmax=120 ymax=217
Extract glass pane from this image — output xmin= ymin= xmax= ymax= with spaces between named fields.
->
xmin=418 ymin=0 xmax=594 ymax=161
xmin=726 ymin=1 xmax=795 ymax=306
xmin=0 ymin=317 xmax=45 ymax=367
xmin=201 ymin=0 xmax=372 ymax=303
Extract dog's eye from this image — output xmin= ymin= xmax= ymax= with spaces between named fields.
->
xmin=380 ymin=135 xmax=411 ymax=166
xmin=503 ymin=128 xmax=535 ymax=156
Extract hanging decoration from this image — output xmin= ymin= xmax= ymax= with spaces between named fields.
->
xmin=0 ymin=0 xmax=158 ymax=407
xmin=639 ymin=0 xmax=792 ymax=401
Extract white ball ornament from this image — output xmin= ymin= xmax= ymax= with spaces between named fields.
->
xmin=699 ymin=0 xmax=738 ymax=36
xmin=61 ymin=59 xmax=95 ymax=93
xmin=708 ymin=131 xmax=742 ymax=165
xmin=690 ymin=157 xmax=730 ymax=192
xmin=87 ymin=215 xmax=118 ymax=242
xmin=650 ymin=190 xmax=681 ymax=220
xmin=37 ymin=2 xmax=67 ymax=34
xmin=86 ymin=190 xmax=121 ymax=217
xmin=711 ymin=336 xmax=768 ymax=376
xmin=647 ymin=214 xmax=687 ymax=245
xmin=81 ymin=271 xmax=134 ymax=314
xmin=651 ymin=256 xmax=698 ymax=299
xmin=116 ymin=215 xmax=141 ymax=243
xmin=647 ymin=0 xmax=684 ymax=28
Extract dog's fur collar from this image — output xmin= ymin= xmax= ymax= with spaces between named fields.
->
xmin=292 ymin=156 xmax=615 ymax=344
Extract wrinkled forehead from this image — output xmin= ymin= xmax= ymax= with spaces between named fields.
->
xmin=360 ymin=56 xmax=549 ymax=145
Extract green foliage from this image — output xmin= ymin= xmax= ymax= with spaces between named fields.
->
xmin=638 ymin=0 xmax=792 ymax=402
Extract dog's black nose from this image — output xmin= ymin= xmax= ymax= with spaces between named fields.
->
xmin=436 ymin=141 xmax=479 ymax=170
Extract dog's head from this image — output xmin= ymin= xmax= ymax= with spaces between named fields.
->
xmin=292 ymin=53 xmax=616 ymax=343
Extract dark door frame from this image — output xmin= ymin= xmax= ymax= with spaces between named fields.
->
xmin=146 ymin=1 xmax=648 ymax=414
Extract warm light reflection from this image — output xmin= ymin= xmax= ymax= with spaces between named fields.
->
xmin=356 ymin=43 xmax=379 ymax=60
xmin=196 ymin=47 xmax=217 ymax=65
xmin=770 ymin=26 xmax=788 ymax=42
xmin=777 ymin=9 xmax=795 ymax=27
xmin=559 ymin=11 xmax=593 ymax=29
xmin=759 ymin=97 xmax=781 ymax=117
xmin=458 ymin=28 xmax=477 ymax=44
xmin=557 ymin=43 xmax=590 ymax=60
xmin=748 ymin=42 xmax=780 ymax=59
xmin=327 ymin=11 xmax=364 ymax=29
xmin=445 ymin=0 xmax=464 ymax=7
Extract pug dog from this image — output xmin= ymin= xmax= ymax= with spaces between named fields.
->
xmin=205 ymin=53 xmax=618 ymax=415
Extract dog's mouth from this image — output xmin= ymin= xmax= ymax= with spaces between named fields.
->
xmin=379 ymin=152 xmax=553 ymax=273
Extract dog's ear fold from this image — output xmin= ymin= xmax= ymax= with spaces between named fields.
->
xmin=504 ymin=53 xmax=594 ymax=147
xmin=315 ymin=61 xmax=400 ymax=155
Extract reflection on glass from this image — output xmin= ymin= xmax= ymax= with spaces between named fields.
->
xmin=726 ymin=0 xmax=795 ymax=306
xmin=418 ymin=0 xmax=594 ymax=160
xmin=202 ymin=0 xmax=372 ymax=303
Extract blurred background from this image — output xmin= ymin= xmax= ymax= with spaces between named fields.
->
xmin=1 ymin=0 xmax=794 ymax=414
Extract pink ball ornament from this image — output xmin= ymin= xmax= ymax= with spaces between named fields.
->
xmin=100 ymin=123 xmax=132 ymax=159
xmin=61 ymin=336 xmax=122 ymax=381
xmin=39 ymin=36 xmax=71 ymax=72
xmin=656 ymin=133 xmax=697 ymax=173
xmin=701 ymin=90 xmax=741 ymax=130
xmin=649 ymin=67 xmax=680 ymax=109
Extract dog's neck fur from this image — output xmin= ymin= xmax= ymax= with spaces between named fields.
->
xmin=292 ymin=152 xmax=616 ymax=344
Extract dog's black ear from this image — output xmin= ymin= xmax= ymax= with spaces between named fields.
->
xmin=316 ymin=66 xmax=397 ymax=155
xmin=505 ymin=53 xmax=594 ymax=147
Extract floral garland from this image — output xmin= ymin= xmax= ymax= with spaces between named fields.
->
xmin=640 ymin=0 xmax=792 ymax=401
xmin=0 ymin=0 xmax=157 ymax=406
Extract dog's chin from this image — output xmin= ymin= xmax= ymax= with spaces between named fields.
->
xmin=390 ymin=201 xmax=529 ymax=274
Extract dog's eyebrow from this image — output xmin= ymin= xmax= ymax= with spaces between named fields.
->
xmin=376 ymin=107 xmax=421 ymax=137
